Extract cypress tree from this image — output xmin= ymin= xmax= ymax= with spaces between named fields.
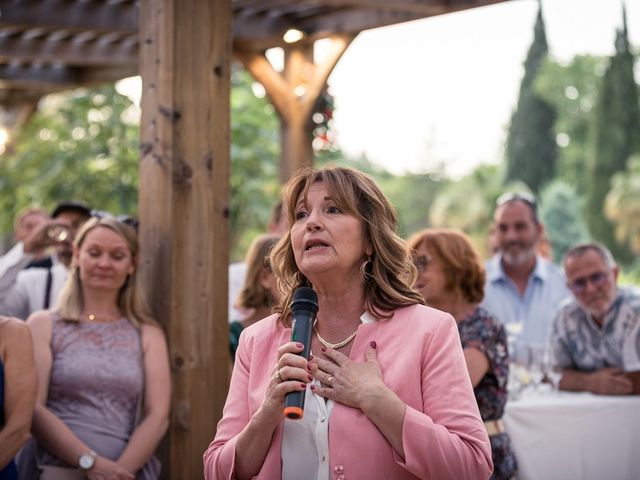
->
xmin=586 ymin=4 xmax=640 ymax=263
xmin=505 ymin=4 xmax=557 ymax=194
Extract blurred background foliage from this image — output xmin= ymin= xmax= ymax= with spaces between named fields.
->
xmin=0 ymin=8 xmax=639 ymax=284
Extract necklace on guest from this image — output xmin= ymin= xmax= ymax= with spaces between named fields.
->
xmin=86 ymin=314 xmax=119 ymax=323
xmin=313 ymin=319 xmax=359 ymax=349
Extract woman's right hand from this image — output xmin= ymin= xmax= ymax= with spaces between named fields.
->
xmin=86 ymin=456 xmax=134 ymax=480
xmin=259 ymin=341 xmax=312 ymax=420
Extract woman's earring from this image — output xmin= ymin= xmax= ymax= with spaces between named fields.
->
xmin=360 ymin=255 xmax=373 ymax=283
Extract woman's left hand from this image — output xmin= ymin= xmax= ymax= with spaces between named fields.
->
xmin=310 ymin=342 xmax=387 ymax=410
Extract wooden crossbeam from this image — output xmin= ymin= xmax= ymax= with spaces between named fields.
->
xmin=0 ymin=63 xmax=136 ymax=88
xmin=298 ymin=9 xmax=422 ymax=36
xmin=233 ymin=0 xmax=445 ymax=16
xmin=0 ymin=0 xmax=138 ymax=34
xmin=0 ymin=35 xmax=138 ymax=67
xmin=0 ymin=63 xmax=79 ymax=87
xmin=299 ymin=0 xmax=451 ymax=16
xmin=233 ymin=8 xmax=421 ymax=42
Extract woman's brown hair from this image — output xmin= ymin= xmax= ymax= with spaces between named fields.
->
xmin=406 ymin=228 xmax=485 ymax=304
xmin=235 ymin=233 xmax=281 ymax=311
xmin=270 ymin=166 xmax=424 ymax=324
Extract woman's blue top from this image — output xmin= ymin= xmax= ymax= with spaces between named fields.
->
xmin=0 ymin=358 xmax=19 ymax=480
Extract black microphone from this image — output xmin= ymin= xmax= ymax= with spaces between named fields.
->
xmin=284 ymin=287 xmax=318 ymax=420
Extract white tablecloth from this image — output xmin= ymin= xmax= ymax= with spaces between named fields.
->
xmin=504 ymin=390 xmax=640 ymax=480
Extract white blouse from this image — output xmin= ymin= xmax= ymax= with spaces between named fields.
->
xmin=281 ymin=312 xmax=375 ymax=480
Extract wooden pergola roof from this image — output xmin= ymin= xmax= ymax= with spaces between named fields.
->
xmin=1 ymin=1 xmax=513 ymax=478
xmin=0 ymin=0 xmax=509 ymax=125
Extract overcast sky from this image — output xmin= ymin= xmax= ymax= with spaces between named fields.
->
xmin=328 ymin=0 xmax=639 ymax=177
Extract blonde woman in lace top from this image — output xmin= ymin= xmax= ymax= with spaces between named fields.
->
xmin=19 ymin=217 xmax=170 ymax=480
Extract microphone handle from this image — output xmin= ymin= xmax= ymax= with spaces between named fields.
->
xmin=283 ymin=311 xmax=314 ymax=419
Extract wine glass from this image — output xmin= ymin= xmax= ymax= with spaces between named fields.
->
xmin=505 ymin=320 xmax=525 ymax=365
xmin=526 ymin=344 xmax=545 ymax=394
xmin=543 ymin=347 xmax=563 ymax=393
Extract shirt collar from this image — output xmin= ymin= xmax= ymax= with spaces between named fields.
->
xmin=488 ymin=254 xmax=547 ymax=283
xmin=361 ymin=310 xmax=376 ymax=324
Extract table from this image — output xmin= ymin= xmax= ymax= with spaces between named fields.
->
xmin=503 ymin=390 xmax=640 ymax=480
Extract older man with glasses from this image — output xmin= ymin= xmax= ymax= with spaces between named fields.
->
xmin=482 ymin=193 xmax=571 ymax=360
xmin=550 ymin=242 xmax=640 ymax=395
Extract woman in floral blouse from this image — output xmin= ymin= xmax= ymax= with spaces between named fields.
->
xmin=407 ymin=228 xmax=517 ymax=480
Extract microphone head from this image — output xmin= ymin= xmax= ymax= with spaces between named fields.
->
xmin=291 ymin=287 xmax=318 ymax=315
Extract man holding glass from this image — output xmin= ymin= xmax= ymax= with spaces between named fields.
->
xmin=551 ymin=242 xmax=640 ymax=395
xmin=0 ymin=201 xmax=91 ymax=319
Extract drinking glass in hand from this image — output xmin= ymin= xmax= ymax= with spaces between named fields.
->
xmin=46 ymin=224 xmax=71 ymax=242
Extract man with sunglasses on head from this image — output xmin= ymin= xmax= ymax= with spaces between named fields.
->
xmin=550 ymin=242 xmax=640 ymax=395
xmin=482 ymin=193 xmax=571 ymax=359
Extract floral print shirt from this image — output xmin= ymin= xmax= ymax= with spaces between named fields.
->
xmin=458 ymin=306 xmax=510 ymax=420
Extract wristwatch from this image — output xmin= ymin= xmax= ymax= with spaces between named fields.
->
xmin=78 ymin=450 xmax=97 ymax=471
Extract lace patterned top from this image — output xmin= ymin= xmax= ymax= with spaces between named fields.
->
xmin=46 ymin=314 xmax=143 ymax=444
xmin=17 ymin=313 xmax=160 ymax=479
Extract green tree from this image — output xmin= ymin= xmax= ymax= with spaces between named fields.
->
xmin=586 ymin=7 xmax=640 ymax=263
xmin=536 ymin=55 xmax=605 ymax=192
xmin=0 ymin=70 xmax=283 ymax=260
xmin=538 ymin=180 xmax=589 ymax=263
xmin=605 ymin=154 xmax=640 ymax=254
xmin=428 ymin=164 xmax=510 ymax=258
xmin=316 ymin=150 xmax=446 ymax=238
xmin=0 ymin=85 xmax=140 ymax=233
xmin=229 ymin=67 xmax=280 ymax=259
xmin=505 ymin=5 xmax=557 ymax=194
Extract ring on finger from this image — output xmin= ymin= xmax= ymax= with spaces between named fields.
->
xmin=325 ymin=374 xmax=333 ymax=384
xmin=276 ymin=368 xmax=284 ymax=383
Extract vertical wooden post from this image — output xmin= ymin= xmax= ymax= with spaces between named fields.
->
xmin=138 ymin=0 xmax=231 ymax=478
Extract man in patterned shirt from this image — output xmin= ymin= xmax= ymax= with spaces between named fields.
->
xmin=551 ymin=242 xmax=640 ymax=395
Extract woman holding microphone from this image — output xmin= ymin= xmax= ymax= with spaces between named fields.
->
xmin=204 ymin=166 xmax=492 ymax=479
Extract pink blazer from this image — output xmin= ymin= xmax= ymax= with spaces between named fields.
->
xmin=204 ymin=304 xmax=492 ymax=479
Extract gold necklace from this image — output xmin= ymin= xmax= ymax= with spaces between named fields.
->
xmin=86 ymin=314 xmax=119 ymax=322
xmin=313 ymin=319 xmax=359 ymax=349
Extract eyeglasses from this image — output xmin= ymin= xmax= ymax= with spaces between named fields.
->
xmin=413 ymin=255 xmax=431 ymax=273
xmin=569 ymin=271 xmax=608 ymax=295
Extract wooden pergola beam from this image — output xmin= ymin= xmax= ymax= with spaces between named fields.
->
xmin=302 ymin=33 xmax=355 ymax=118
xmin=233 ymin=0 xmax=446 ymax=16
xmin=233 ymin=49 xmax=289 ymax=116
xmin=0 ymin=35 xmax=138 ymax=67
xmin=0 ymin=64 xmax=79 ymax=86
xmin=237 ymin=34 xmax=354 ymax=182
xmin=138 ymin=0 xmax=231 ymax=477
xmin=0 ymin=64 xmax=137 ymax=88
xmin=0 ymin=0 xmax=138 ymax=34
